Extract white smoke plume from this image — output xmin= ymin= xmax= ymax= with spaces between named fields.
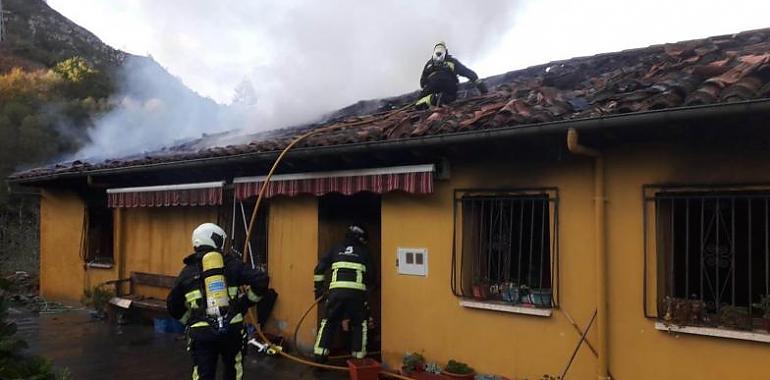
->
xmin=73 ymin=0 xmax=520 ymax=159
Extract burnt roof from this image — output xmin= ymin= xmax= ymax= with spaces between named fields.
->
xmin=10 ymin=28 xmax=770 ymax=183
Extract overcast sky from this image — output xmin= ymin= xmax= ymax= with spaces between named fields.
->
xmin=47 ymin=0 xmax=770 ymax=107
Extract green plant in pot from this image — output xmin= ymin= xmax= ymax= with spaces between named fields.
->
xmin=402 ymin=352 xmax=426 ymax=375
xmin=81 ymin=285 xmax=114 ymax=319
xmin=718 ymin=305 xmax=751 ymax=330
xmin=752 ymin=295 xmax=770 ymax=332
xmin=442 ymin=359 xmax=475 ymax=379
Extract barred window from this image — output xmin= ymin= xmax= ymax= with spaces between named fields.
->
xmin=453 ymin=189 xmax=559 ymax=308
xmin=85 ymin=194 xmax=113 ymax=266
xmin=645 ymin=187 xmax=770 ymax=331
xmin=229 ymin=198 xmax=269 ymax=272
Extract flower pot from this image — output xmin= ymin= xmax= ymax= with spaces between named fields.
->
xmin=472 ymin=284 xmax=489 ymax=300
xmin=415 ymin=373 xmax=446 ymax=380
xmin=525 ymin=289 xmax=553 ymax=307
xmin=500 ymin=284 xmax=520 ymax=304
xmin=402 ymin=366 xmax=424 ymax=378
xmin=347 ymin=358 xmax=381 ymax=380
xmin=441 ymin=370 xmax=476 ymax=380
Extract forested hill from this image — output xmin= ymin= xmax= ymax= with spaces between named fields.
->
xmin=0 ymin=0 xmax=211 ymax=272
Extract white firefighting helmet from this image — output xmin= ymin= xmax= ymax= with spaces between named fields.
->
xmin=192 ymin=223 xmax=227 ymax=251
xmin=433 ymin=41 xmax=447 ymax=63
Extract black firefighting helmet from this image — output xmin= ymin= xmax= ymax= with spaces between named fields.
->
xmin=346 ymin=225 xmax=368 ymax=243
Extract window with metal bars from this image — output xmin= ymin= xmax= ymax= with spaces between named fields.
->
xmin=84 ymin=194 xmax=113 ymax=266
xmin=645 ymin=188 xmax=770 ymax=330
xmin=228 ymin=197 xmax=269 ymax=272
xmin=452 ymin=189 xmax=559 ymax=308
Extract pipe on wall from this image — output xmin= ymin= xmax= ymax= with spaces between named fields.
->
xmin=567 ymin=128 xmax=609 ymax=380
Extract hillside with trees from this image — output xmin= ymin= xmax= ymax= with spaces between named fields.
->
xmin=0 ymin=0 xmax=208 ymax=274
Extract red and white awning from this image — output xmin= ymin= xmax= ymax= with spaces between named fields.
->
xmin=107 ymin=181 xmax=225 ymax=208
xmin=234 ymin=164 xmax=435 ymax=200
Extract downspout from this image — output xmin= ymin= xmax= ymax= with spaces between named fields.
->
xmin=566 ymin=128 xmax=609 ymax=380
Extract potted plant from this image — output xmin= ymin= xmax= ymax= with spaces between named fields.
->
xmin=415 ymin=362 xmax=444 ymax=380
xmin=81 ymin=285 xmax=114 ymax=320
xmin=688 ymin=298 xmax=708 ymax=326
xmin=402 ymin=352 xmax=426 ymax=376
xmin=498 ymin=282 xmax=522 ymax=304
xmin=472 ymin=278 xmax=489 ymax=300
xmin=442 ymin=359 xmax=475 ymax=380
xmin=660 ymin=296 xmax=709 ymax=327
xmin=718 ymin=305 xmax=751 ymax=330
xmin=527 ymin=289 xmax=553 ymax=308
xmin=752 ymin=295 xmax=770 ymax=332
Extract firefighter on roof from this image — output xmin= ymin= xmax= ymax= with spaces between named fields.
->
xmin=416 ymin=41 xmax=488 ymax=109
xmin=167 ymin=223 xmax=269 ymax=380
xmin=313 ymin=225 xmax=376 ymax=363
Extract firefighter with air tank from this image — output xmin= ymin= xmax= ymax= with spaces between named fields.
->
xmin=167 ymin=223 xmax=269 ymax=380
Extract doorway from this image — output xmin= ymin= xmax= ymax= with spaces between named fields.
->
xmin=317 ymin=192 xmax=381 ymax=356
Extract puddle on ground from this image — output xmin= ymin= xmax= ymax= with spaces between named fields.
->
xmin=13 ymin=311 xmax=348 ymax=380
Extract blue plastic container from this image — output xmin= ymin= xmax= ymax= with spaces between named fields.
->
xmin=153 ymin=317 xmax=184 ymax=334
xmin=153 ymin=317 xmax=168 ymax=333
xmin=527 ymin=290 xmax=553 ymax=306
xmin=167 ymin=319 xmax=185 ymax=333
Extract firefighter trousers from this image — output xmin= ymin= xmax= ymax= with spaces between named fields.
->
xmin=418 ymin=76 xmax=458 ymax=106
xmin=314 ymin=290 xmax=368 ymax=359
xmin=189 ymin=325 xmax=245 ymax=380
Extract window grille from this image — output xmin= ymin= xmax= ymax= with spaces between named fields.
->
xmin=85 ymin=195 xmax=113 ymax=265
xmin=644 ymin=185 xmax=770 ymax=329
xmin=452 ymin=189 xmax=559 ymax=308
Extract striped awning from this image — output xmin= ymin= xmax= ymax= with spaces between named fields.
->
xmin=107 ymin=181 xmax=224 ymax=208
xmin=234 ymin=164 xmax=435 ymax=200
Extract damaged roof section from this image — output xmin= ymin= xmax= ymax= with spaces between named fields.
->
xmin=11 ymin=28 xmax=770 ymax=182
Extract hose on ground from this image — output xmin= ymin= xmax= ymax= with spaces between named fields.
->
xmin=291 ymin=294 xmax=381 ymax=360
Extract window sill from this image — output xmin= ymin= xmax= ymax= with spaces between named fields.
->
xmin=654 ymin=322 xmax=770 ymax=344
xmin=86 ymin=262 xmax=114 ymax=269
xmin=459 ymin=299 xmax=553 ymax=317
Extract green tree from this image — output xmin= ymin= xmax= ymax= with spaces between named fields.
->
xmin=52 ymin=57 xmax=94 ymax=83
xmin=52 ymin=57 xmax=112 ymax=99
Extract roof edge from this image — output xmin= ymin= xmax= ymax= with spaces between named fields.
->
xmin=10 ymin=98 xmax=770 ymax=185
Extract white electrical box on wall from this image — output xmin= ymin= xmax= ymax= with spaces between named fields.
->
xmin=396 ymin=248 xmax=428 ymax=276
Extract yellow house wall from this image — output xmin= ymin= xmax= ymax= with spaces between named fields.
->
xmin=39 ymin=191 xmax=218 ymax=301
xmin=606 ymin=143 xmax=770 ymax=380
xmin=39 ymin=190 xmax=87 ymax=303
xmin=376 ymin=143 xmax=770 ymax=379
xmin=119 ymin=206 xmax=218 ymax=299
xmin=37 ymin=139 xmax=770 ymax=379
xmin=265 ymin=195 xmax=319 ymax=348
xmin=381 ymin=158 xmax=597 ymax=379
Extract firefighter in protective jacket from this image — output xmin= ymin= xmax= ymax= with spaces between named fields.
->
xmin=416 ymin=41 xmax=488 ymax=108
xmin=167 ymin=223 xmax=269 ymax=380
xmin=313 ymin=225 xmax=375 ymax=362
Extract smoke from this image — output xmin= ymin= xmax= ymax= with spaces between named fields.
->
xmin=75 ymin=56 xmax=254 ymax=158
xmin=72 ymin=0 xmax=520 ymax=159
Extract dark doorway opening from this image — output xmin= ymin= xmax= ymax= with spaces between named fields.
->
xmin=317 ymin=192 xmax=381 ymax=357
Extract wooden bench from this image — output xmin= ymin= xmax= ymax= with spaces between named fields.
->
xmin=103 ymin=272 xmax=176 ymax=315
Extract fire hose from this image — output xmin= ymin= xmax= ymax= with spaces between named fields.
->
xmin=290 ymin=294 xmax=381 ymax=361
xmin=238 ymin=105 xmax=415 ymax=379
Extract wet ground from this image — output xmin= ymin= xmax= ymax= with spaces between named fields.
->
xmin=13 ymin=310 xmax=348 ymax=380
